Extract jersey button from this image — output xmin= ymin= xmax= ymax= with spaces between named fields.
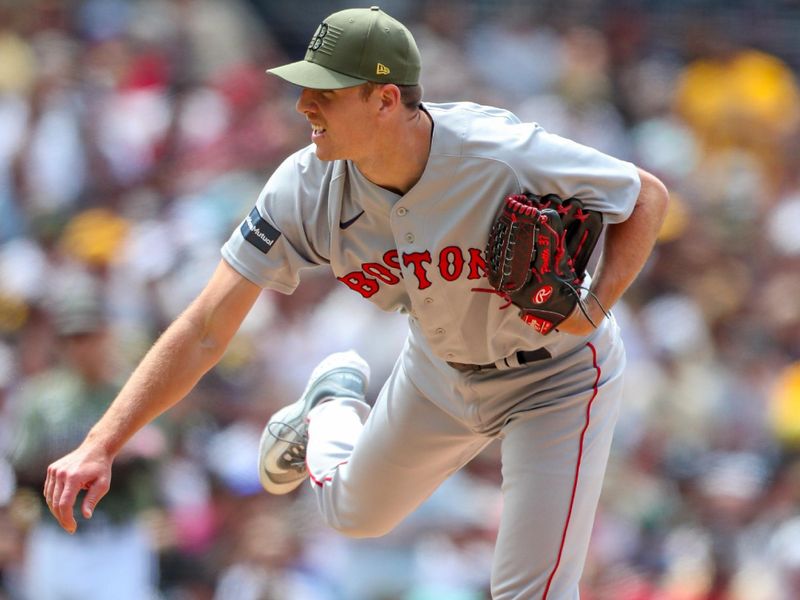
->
xmin=405 ymin=233 xmax=415 ymax=243
xmin=397 ymin=207 xmax=408 ymax=216
xmin=424 ymin=297 xmax=434 ymax=304
xmin=435 ymin=327 xmax=446 ymax=335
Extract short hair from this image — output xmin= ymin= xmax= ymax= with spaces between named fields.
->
xmin=359 ymin=82 xmax=423 ymax=110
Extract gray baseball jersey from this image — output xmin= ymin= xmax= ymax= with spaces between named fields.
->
xmin=222 ymin=102 xmax=639 ymax=364
xmin=223 ymin=101 xmax=640 ymax=599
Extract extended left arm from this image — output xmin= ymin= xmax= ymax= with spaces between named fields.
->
xmin=558 ymin=168 xmax=669 ymax=336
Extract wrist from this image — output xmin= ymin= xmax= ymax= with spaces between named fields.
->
xmin=83 ymin=429 xmax=121 ymax=460
xmin=586 ymin=293 xmax=610 ymax=326
xmin=567 ymin=295 xmax=608 ymax=331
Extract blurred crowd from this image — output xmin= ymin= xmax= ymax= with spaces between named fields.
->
xmin=1 ymin=0 xmax=800 ymax=598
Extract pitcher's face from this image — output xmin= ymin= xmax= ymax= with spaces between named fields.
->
xmin=296 ymin=84 xmax=378 ymax=162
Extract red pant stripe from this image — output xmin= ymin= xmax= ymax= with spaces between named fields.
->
xmin=542 ymin=341 xmax=601 ymax=599
xmin=306 ymin=432 xmax=349 ymax=487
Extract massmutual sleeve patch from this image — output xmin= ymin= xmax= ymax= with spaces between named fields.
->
xmin=240 ymin=207 xmax=281 ymax=254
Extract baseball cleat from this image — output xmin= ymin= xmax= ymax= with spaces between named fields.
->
xmin=258 ymin=350 xmax=370 ymax=495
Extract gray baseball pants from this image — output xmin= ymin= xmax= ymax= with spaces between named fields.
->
xmin=306 ymin=317 xmax=625 ymax=600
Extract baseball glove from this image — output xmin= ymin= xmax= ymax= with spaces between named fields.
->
xmin=480 ymin=193 xmax=605 ymax=335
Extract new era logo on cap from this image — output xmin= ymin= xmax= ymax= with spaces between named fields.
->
xmin=266 ymin=7 xmax=420 ymax=89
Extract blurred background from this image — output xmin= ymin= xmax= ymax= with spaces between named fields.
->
xmin=1 ymin=0 xmax=800 ymax=598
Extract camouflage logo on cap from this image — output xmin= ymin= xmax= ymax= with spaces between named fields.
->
xmin=308 ymin=23 xmax=328 ymax=51
xmin=307 ymin=22 xmax=342 ymax=56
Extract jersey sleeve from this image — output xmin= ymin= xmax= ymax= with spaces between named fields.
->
xmin=221 ymin=149 xmax=331 ymax=293
xmin=509 ymin=123 xmax=641 ymax=224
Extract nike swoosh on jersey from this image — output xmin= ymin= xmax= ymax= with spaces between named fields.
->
xmin=339 ymin=210 xmax=365 ymax=230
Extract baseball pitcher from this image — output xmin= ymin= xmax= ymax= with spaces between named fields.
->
xmin=44 ymin=7 xmax=668 ymax=599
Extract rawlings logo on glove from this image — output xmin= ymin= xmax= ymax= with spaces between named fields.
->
xmin=477 ymin=193 xmax=605 ymax=335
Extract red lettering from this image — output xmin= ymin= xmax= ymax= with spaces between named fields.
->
xmin=438 ymin=246 xmax=464 ymax=282
xmin=363 ymin=262 xmax=400 ymax=285
xmin=402 ymin=251 xmax=433 ymax=290
xmin=382 ymin=249 xmax=403 ymax=279
xmin=467 ymin=248 xmax=487 ymax=280
xmin=540 ymin=249 xmax=551 ymax=273
xmin=341 ymin=246 xmax=488 ymax=297
xmin=383 ymin=249 xmax=401 ymax=271
xmin=522 ymin=314 xmax=554 ymax=334
xmin=337 ymin=272 xmax=380 ymax=298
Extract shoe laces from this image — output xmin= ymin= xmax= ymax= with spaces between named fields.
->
xmin=267 ymin=421 xmax=308 ymax=471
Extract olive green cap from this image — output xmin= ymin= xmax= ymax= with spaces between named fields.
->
xmin=267 ymin=7 xmax=421 ymax=89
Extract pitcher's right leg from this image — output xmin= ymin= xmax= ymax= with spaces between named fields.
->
xmin=262 ymin=349 xmax=491 ymax=538
xmin=258 ymin=350 xmax=370 ymax=495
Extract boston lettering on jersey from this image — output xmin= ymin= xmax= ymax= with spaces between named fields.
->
xmin=241 ymin=207 xmax=281 ymax=254
xmin=338 ymin=246 xmax=487 ymax=298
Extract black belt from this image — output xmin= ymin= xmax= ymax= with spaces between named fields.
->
xmin=447 ymin=348 xmax=552 ymax=372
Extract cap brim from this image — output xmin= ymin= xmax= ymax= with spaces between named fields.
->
xmin=267 ymin=60 xmax=366 ymax=89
